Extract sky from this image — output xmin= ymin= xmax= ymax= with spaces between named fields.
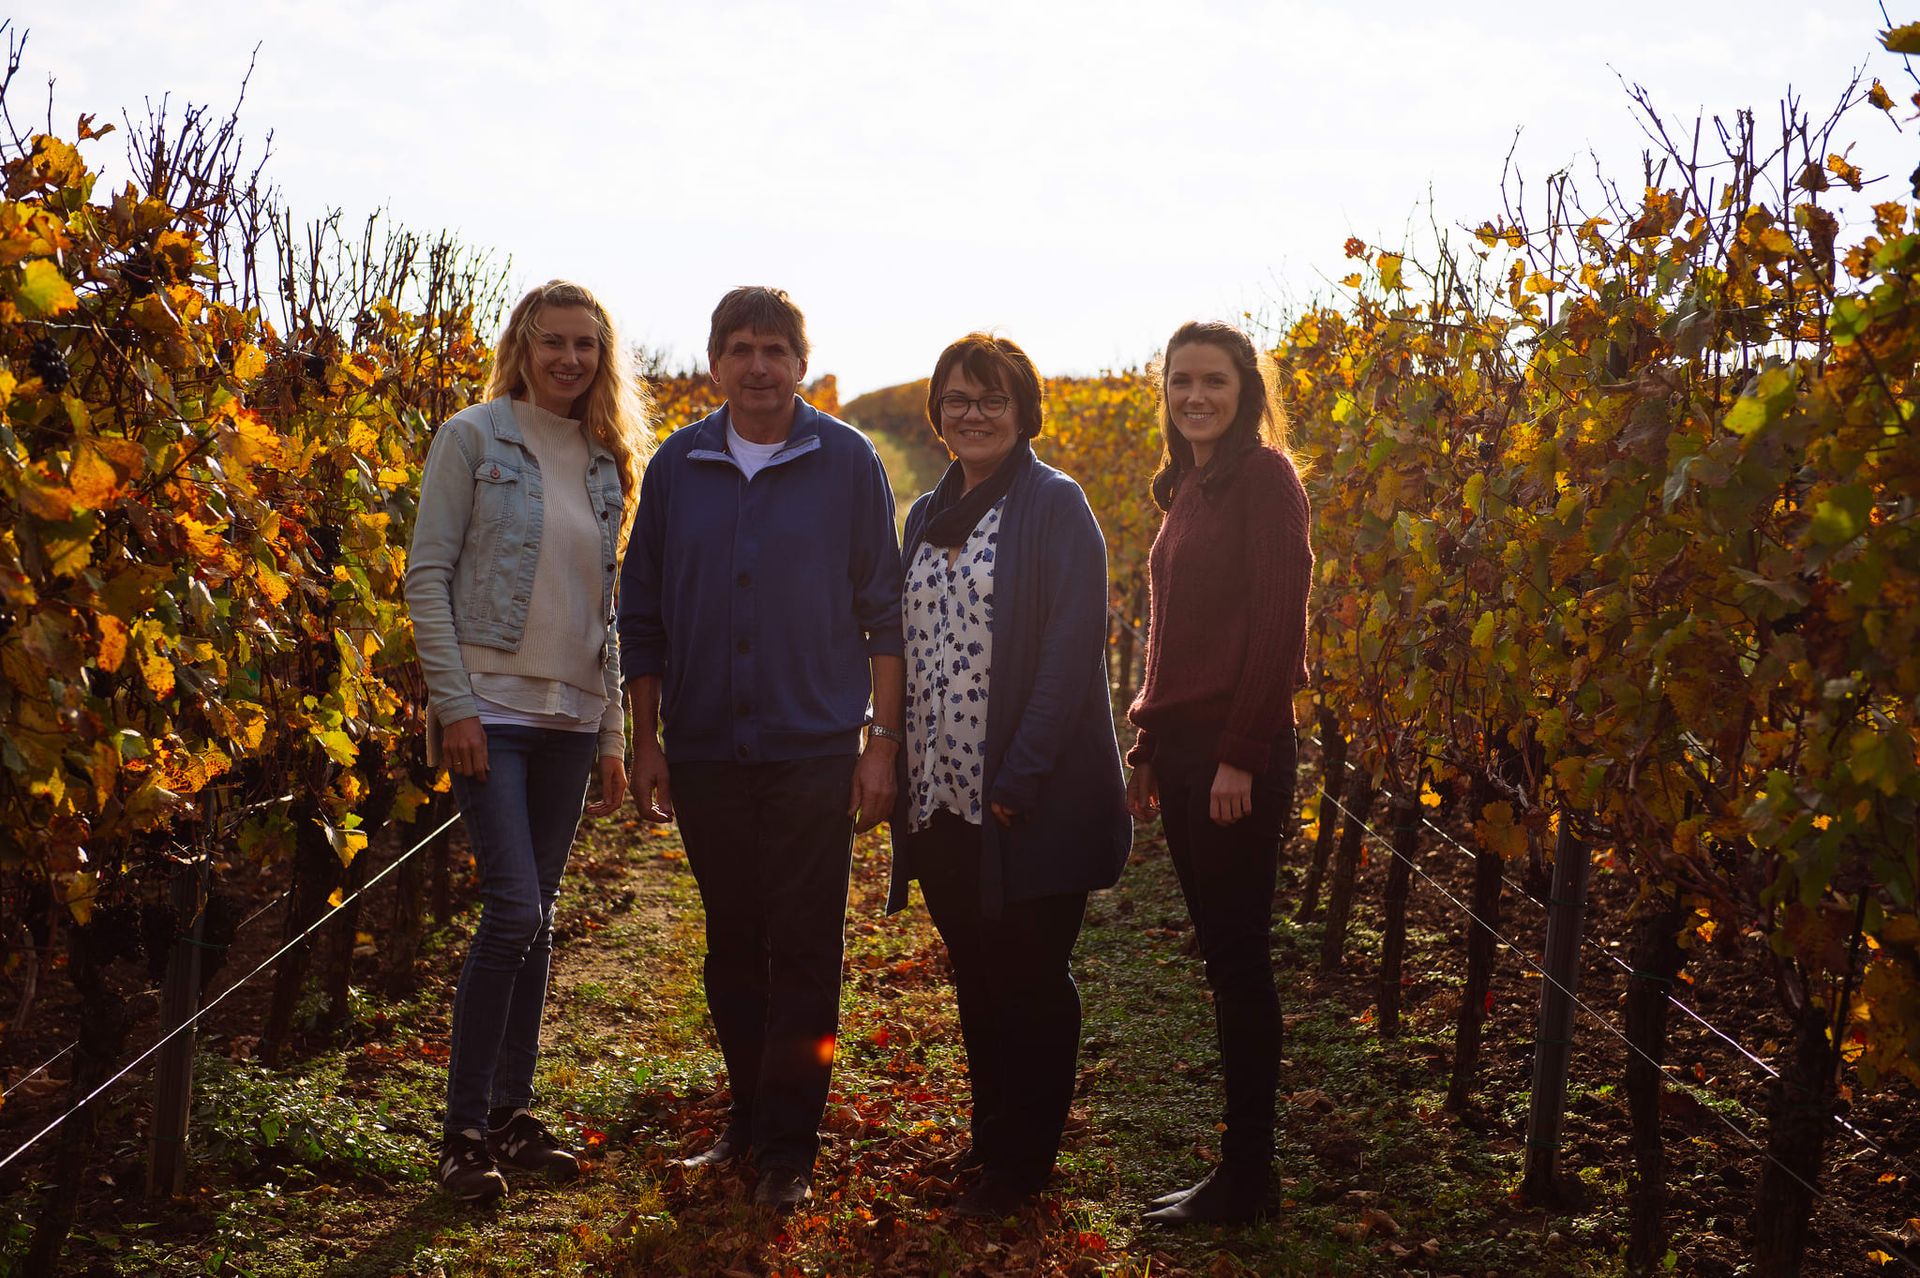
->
xmin=16 ymin=1 xmax=1915 ymax=397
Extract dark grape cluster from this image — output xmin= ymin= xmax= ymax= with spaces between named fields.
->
xmin=28 ymin=336 xmax=68 ymax=392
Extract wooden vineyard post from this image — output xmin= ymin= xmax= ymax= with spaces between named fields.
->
xmin=1625 ymin=896 xmax=1689 ymax=1275
xmin=1377 ymin=793 xmax=1421 ymax=1038
xmin=1446 ymin=770 xmax=1505 ymax=1111
xmin=1317 ymin=775 xmax=1376 ymax=972
xmin=1751 ymin=890 xmax=1868 ymax=1278
xmin=1296 ymin=710 xmax=1348 ymax=923
xmin=1520 ymin=815 xmax=1592 ymax=1209
xmin=147 ymin=855 xmax=210 ymax=1198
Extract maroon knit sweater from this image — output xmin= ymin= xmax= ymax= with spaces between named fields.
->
xmin=1126 ymin=446 xmax=1314 ymax=773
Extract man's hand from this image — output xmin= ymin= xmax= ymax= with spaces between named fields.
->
xmin=1125 ymin=763 xmax=1159 ymax=822
xmin=849 ymin=740 xmax=897 ymax=834
xmin=631 ymin=741 xmax=674 ymax=823
xmin=990 ymin=801 xmax=1016 ymax=828
xmin=584 ymin=753 xmax=628 ymax=818
xmin=1209 ymin=761 xmax=1253 ymax=826
xmin=442 ymin=717 xmax=489 ymax=780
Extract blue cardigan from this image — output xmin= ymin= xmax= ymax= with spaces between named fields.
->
xmin=886 ymin=456 xmax=1132 ymax=915
xmin=617 ymin=399 xmax=904 ymax=764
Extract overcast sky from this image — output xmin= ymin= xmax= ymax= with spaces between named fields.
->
xmin=19 ymin=2 xmax=1914 ymax=396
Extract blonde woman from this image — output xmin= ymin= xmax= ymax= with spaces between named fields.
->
xmin=405 ymin=280 xmax=652 ymax=1204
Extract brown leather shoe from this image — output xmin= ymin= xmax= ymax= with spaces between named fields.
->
xmin=678 ymin=1133 xmax=748 ymax=1169
xmin=750 ymin=1164 xmax=812 ymax=1213
xmin=924 ymin=1142 xmax=987 ymax=1179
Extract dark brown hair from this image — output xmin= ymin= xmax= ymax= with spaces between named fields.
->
xmin=1148 ymin=320 xmax=1290 ymax=511
xmin=924 ymin=332 xmax=1045 ymax=443
xmin=707 ymin=286 xmax=809 ymax=366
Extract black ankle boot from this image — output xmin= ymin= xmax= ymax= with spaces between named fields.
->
xmin=1141 ymin=1160 xmax=1270 ymax=1224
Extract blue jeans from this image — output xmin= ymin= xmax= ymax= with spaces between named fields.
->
xmin=444 ymin=724 xmax=596 ymax=1137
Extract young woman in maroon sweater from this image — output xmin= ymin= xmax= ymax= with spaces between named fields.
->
xmin=1126 ymin=320 xmax=1313 ymax=1224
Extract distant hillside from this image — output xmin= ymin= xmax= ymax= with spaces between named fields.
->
xmin=842 ymin=379 xmax=931 ymax=441
xmin=843 ymin=379 xmax=950 ymax=513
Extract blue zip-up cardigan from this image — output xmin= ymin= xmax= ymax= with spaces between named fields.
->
xmin=617 ymin=398 xmax=903 ymax=764
xmin=886 ymin=456 xmax=1132 ymax=916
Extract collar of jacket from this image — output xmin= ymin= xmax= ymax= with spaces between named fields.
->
xmin=483 ymin=393 xmax=617 ymax=466
xmin=686 ymin=396 xmax=824 ymax=470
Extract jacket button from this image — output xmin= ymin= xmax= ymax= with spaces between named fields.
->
xmin=605 ymin=563 xmax=615 ymax=572
xmin=737 ymin=702 xmax=751 ymax=716
xmin=601 ymin=510 xmax=610 ymax=520
xmin=736 ymin=572 xmax=751 ymax=587
xmin=736 ymin=745 xmax=749 ymax=759
xmin=490 ymin=466 xmax=501 ymax=479
xmin=736 ymin=639 xmax=751 ymax=654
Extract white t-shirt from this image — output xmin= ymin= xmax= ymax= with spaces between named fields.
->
xmin=727 ymin=424 xmax=785 ymax=481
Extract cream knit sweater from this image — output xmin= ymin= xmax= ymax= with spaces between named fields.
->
xmin=460 ymin=399 xmax=622 ymax=756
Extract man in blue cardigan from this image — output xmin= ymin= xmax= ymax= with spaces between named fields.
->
xmin=618 ymin=287 xmax=905 ymax=1212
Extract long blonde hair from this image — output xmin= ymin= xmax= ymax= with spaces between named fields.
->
xmin=488 ymin=280 xmax=653 ymax=545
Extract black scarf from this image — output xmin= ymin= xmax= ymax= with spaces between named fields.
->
xmin=922 ymin=440 xmax=1034 ymax=548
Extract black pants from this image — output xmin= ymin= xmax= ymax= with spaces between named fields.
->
xmin=1155 ymin=724 xmax=1296 ymax=1167
xmin=670 ymin=755 xmax=858 ymax=1173
xmin=908 ymin=811 xmax=1088 ymax=1188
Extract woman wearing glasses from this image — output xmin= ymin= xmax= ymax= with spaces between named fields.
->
xmin=1125 ymin=321 xmax=1313 ymax=1224
xmin=887 ymin=333 xmax=1131 ymax=1219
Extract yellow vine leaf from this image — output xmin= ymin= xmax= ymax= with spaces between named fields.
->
xmin=96 ymin=614 xmax=128 ymax=673
xmin=135 ymin=631 xmax=175 ymax=698
xmin=64 ymin=870 xmax=97 ymax=925
xmin=14 ymin=259 xmax=77 ymax=317
xmin=68 ymin=446 xmax=120 ymax=510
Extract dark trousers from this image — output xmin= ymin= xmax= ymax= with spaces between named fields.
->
xmin=445 ymin=725 xmax=596 ymax=1137
xmin=1155 ymin=724 xmax=1297 ymax=1167
xmin=670 ymin=754 xmax=858 ymax=1173
xmin=908 ymin=811 xmax=1088 ymax=1188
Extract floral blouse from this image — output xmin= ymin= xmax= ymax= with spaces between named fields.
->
xmin=904 ymin=499 xmax=1003 ymax=831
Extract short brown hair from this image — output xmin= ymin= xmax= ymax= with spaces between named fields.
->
xmin=707 ymin=286 xmax=809 ymax=366
xmin=925 ymin=332 xmax=1045 ymax=442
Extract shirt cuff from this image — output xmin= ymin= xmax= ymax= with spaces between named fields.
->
xmin=864 ymin=629 xmax=906 ymax=659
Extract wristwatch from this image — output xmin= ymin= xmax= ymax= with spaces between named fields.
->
xmin=867 ymin=723 xmax=904 ymax=745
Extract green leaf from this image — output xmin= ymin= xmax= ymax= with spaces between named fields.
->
xmin=1471 ymin=611 xmax=1497 ymax=649
xmin=1830 ymin=296 xmax=1869 ymax=346
xmin=1808 ymin=484 xmax=1872 ymax=546
xmin=1463 ymin=472 xmax=1486 ymax=512
xmin=14 ymin=259 xmax=78 ymax=317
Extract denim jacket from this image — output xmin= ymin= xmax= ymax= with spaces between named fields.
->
xmin=404 ymin=395 xmax=626 ymax=755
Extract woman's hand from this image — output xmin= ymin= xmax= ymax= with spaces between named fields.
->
xmin=1126 ymin=764 xmax=1159 ymax=822
xmin=584 ymin=753 xmax=628 ymax=818
xmin=1209 ymin=762 xmax=1254 ymax=826
xmin=442 ymin=717 xmax=489 ymax=780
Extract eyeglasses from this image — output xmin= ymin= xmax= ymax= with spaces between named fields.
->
xmin=938 ymin=393 xmax=1012 ymax=420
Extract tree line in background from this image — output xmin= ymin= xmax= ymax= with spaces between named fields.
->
xmin=0 ymin=16 xmax=1916 ymax=1276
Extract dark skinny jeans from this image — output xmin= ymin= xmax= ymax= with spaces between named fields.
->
xmin=1154 ymin=723 xmax=1297 ymax=1168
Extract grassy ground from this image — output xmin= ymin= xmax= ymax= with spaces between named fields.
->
xmin=6 ymin=801 xmax=1645 ymax=1278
